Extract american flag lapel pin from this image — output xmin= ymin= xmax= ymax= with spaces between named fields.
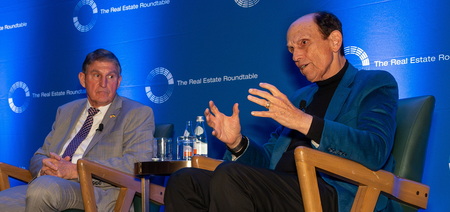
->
xmin=110 ymin=114 xmax=116 ymax=118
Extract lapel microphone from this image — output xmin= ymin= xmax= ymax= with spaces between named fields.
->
xmin=97 ymin=123 xmax=104 ymax=132
xmin=299 ymin=100 xmax=307 ymax=112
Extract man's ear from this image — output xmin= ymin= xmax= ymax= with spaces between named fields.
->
xmin=78 ymin=72 xmax=86 ymax=88
xmin=117 ymin=75 xmax=122 ymax=87
xmin=329 ymin=30 xmax=343 ymax=53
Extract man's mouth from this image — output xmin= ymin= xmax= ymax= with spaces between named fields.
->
xmin=96 ymin=90 xmax=109 ymax=95
xmin=300 ymin=64 xmax=308 ymax=69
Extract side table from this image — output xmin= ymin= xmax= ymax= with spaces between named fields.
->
xmin=134 ymin=160 xmax=192 ymax=212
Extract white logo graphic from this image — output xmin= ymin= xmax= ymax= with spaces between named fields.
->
xmin=8 ymin=81 xmax=31 ymax=113
xmin=344 ymin=46 xmax=370 ymax=69
xmin=145 ymin=67 xmax=174 ymax=104
xmin=235 ymin=0 xmax=260 ymax=8
xmin=73 ymin=0 xmax=98 ymax=32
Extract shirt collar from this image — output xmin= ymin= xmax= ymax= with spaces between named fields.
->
xmin=86 ymin=102 xmax=111 ymax=116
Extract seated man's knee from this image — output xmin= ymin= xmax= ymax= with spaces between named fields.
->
xmin=211 ymin=162 xmax=243 ymax=185
xmin=169 ymin=168 xmax=200 ymax=184
xmin=167 ymin=167 xmax=210 ymax=190
xmin=214 ymin=162 xmax=242 ymax=175
xmin=27 ymin=176 xmax=63 ymax=203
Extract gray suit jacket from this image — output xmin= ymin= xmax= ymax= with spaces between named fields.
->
xmin=29 ymin=95 xmax=154 ymax=187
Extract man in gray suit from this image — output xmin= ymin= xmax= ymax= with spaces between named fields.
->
xmin=0 ymin=49 xmax=154 ymax=211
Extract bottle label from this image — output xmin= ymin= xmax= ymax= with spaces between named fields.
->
xmin=201 ymin=142 xmax=208 ymax=155
xmin=183 ymin=145 xmax=192 ymax=158
xmin=194 ymin=126 xmax=204 ymax=135
xmin=183 ymin=130 xmax=190 ymax=136
xmin=193 ymin=141 xmax=200 ymax=155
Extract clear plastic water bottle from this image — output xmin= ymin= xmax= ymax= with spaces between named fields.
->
xmin=183 ymin=121 xmax=194 ymax=137
xmin=177 ymin=136 xmax=195 ymax=160
xmin=194 ymin=116 xmax=208 ymax=156
xmin=176 ymin=121 xmax=195 ymax=160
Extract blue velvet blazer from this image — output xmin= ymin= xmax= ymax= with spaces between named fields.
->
xmin=224 ymin=63 xmax=399 ymax=212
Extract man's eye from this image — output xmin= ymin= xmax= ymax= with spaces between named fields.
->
xmin=107 ymin=75 xmax=115 ymax=79
xmin=288 ymin=47 xmax=294 ymax=53
xmin=301 ymin=40 xmax=308 ymax=45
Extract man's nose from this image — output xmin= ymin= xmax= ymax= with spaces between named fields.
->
xmin=99 ymin=77 xmax=107 ymax=87
xmin=292 ymin=49 xmax=304 ymax=62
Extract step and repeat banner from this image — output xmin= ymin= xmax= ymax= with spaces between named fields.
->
xmin=1 ymin=0 xmax=448 ymax=210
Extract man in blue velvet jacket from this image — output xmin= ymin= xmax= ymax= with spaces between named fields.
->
xmin=165 ymin=11 xmax=400 ymax=212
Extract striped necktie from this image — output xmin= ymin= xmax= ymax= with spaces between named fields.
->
xmin=62 ymin=107 xmax=100 ymax=159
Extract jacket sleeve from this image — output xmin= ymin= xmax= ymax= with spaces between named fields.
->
xmin=29 ymin=106 xmax=66 ymax=177
xmin=223 ymin=137 xmax=271 ymax=168
xmin=317 ymin=71 xmax=398 ymax=170
xmin=86 ymin=105 xmax=155 ymax=174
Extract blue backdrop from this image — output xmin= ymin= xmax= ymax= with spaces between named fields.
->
xmin=1 ymin=0 xmax=448 ymax=211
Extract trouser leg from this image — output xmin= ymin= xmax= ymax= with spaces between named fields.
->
xmin=165 ymin=162 xmax=337 ymax=212
xmin=164 ymin=168 xmax=213 ymax=212
xmin=0 ymin=176 xmax=120 ymax=212
xmin=0 ymin=184 xmax=27 ymax=211
xmin=26 ymin=175 xmax=84 ymax=212
xmin=209 ymin=162 xmax=338 ymax=212
xmin=26 ymin=175 xmax=120 ymax=212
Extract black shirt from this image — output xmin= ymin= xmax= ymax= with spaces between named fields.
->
xmin=274 ymin=61 xmax=349 ymax=174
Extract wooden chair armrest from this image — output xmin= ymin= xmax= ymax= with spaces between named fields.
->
xmin=191 ymin=156 xmax=223 ymax=171
xmin=77 ymin=159 xmax=165 ymax=212
xmin=0 ymin=162 xmax=33 ymax=191
xmin=392 ymin=178 xmax=429 ymax=209
xmin=294 ymin=146 xmax=429 ymax=211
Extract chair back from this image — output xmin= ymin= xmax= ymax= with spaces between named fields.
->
xmin=154 ymin=123 xmax=174 ymax=138
xmin=392 ymin=95 xmax=435 ymax=182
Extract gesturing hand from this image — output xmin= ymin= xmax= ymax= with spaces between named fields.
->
xmin=204 ymin=100 xmax=242 ymax=149
xmin=247 ymin=83 xmax=312 ymax=135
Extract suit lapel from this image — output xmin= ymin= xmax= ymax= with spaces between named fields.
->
xmin=269 ymin=86 xmax=317 ymax=169
xmin=269 ymin=128 xmax=292 ymax=169
xmin=55 ymin=100 xmax=87 ymax=154
xmin=325 ymin=63 xmax=357 ymax=121
xmin=269 ymin=64 xmax=358 ymax=168
xmin=83 ymin=96 xmax=123 ymax=155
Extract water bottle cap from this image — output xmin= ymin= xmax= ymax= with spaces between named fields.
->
xmin=196 ymin=116 xmax=204 ymax=122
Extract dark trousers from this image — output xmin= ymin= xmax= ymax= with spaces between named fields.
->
xmin=164 ymin=162 xmax=338 ymax=212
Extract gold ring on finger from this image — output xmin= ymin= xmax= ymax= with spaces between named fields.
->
xmin=265 ymin=101 xmax=271 ymax=109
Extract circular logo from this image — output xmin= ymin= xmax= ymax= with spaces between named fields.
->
xmin=8 ymin=81 xmax=31 ymax=113
xmin=145 ymin=67 xmax=175 ymax=104
xmin=344 ymin=46 xmax=370 ymax=70
xmin=235 ymin=0 xmax=260 ymax=8
xmin=73 ymin=0 xmax=98 ymax=32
